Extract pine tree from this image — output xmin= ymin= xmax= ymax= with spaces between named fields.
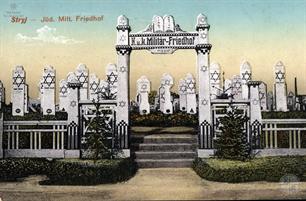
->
xmin=214 ymin=107 xmax=251 ymax=161
xmin=87 ymin=101 xmax=119 ymax=163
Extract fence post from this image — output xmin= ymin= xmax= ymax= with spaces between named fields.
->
xmin=0 ymin=113 xmax=3 ymax=158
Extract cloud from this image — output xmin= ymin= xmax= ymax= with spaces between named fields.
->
xmin=15 ymin=25 xmax=84 ymax=44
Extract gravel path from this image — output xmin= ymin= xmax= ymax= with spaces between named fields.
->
xmin=0 ymin=168 xmax=305 ymax=200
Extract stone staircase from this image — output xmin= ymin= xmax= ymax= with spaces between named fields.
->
xmin=131 ymin=132 xmax=197 ymax=168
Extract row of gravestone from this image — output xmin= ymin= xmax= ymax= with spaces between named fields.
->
xmin=133 ymin=61 xmax=289 ymax=115
xmin=8 ymin=63 xmax=119 ymax=116
xmin=0 ymin=60 xmax=289 ymax=116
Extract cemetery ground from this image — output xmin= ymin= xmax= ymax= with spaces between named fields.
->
xmin=1 ymin=168 xmax=306 ymax=200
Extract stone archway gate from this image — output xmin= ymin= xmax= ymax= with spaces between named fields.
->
xmin=115 ymin=14 xmax=212 ymax=157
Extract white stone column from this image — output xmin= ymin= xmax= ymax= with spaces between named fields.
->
xmin=41 ymin=65 xmax=56 ymax=115
xmin=196 ymin=14 xmax=214 ymax=156
xmin=160 ymin=73 xmax=174 ymax=114
xmin=259 ymin=82 xmax=268 ymax=111
xmin=178 ymin=79 xmax=187 ymax=112
xmin=75 ymin=63 xmax=89 ymax=101
xmin=89 ymin=74 xmax=100 ymax=101
xmin=12 ymin=66 xmax=26 ymax=116
xmin=240 ymin=61 xmax=252 ymax=100
xmin=248 ymin=81 xmax=263 ymax=147
xmin=185 ymin=73 xmax=197 ymax=114
xmin=116 ymin=15 xmax=131 ymax=156
xmin=274 ymin=61 xmax=288 ymax=111
xmin=59 ymin=79 xmax=69 ymax=111
xmin=210 ymin=63 xmax=221 ymax=99
xmin=137 ymin=76 xmax=150 ymax=115
xmin=66 ymin=72 xmax=81 ymax=150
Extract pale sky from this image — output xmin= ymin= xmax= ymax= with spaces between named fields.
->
xmin=0 ymin=0 xmax=305 ymax=103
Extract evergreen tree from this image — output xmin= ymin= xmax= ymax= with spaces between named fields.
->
xmin=87 ymin=101 xmax=119 ymax=163
xmin=214 ymin=107 xmax=251 ymax=161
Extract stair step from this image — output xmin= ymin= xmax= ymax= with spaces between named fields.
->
xmin=132 ymin=143 xmax=197 ymax=152
xmin=134 ymin=151 xmax=196 ymax=159
xmin=136 ymin=159 xmax=194 ymax=168
xmin=131 ymin=134 xmax=197 ymax=144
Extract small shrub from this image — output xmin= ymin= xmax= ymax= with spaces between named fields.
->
xmin=42 ymin=158 xmax=137 ymax=185
xmin=0 ymin=158 xmax=52 ymax=181
xmin=193 ymin=156 xmax=306 ymax=183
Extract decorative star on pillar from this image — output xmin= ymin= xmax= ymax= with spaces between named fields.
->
xmin=119 ymin=66 xmax=127 ymax=73
xmin=107 ymin=72 xmax=118 ymax=85
xmin=43 ymin=73 xmax=55 ymax=87
xmin=201 ymin=99 xmax=209 ymax=105
xmin=186 ymin=80 xmax=195 ymax=90
xmin=200 ymin=65 xmax=208 ymax=72
xmin=233 ymin=81 xmax=242 ymax=89
xmin=275 ymin=70 xmax=285 ymax=82
xmin=164 ymin=80 xmax=171 ymax=86
xmin=119 ymin=101 xmax=126 ymax=107
xmin=70 ymin=101 xmax=77 ymax=107
xmin=179 ymin=85 xmax=187 ymax=93
xmin=160 ymin=91 xmax=165 ymax=100
xmin=90 ymin=80 xmax=98 ymax=89
xmin=120 ymin=35 xmax=127 ymax=42
xmin=76 ymin=73 xmax=88 ymax=85
xmin=259 ymin=91 xmax=265 ymax=100
xmin=241 ymin=71 xmax=251 ymax=81
xmin=210 ymin=71 xmax=220 ymax=82
xmin=60 ymin=86 xmax=68 ymax=95
xmin=141 ymin=84 xmax=147 ymax=90
xmin=13 ymin=74 xmax=25 ymax=87
xmin=199 ymin=32 xmax=207 ymax=39
xmin=252 ymin=99 xmax=259 ymax=105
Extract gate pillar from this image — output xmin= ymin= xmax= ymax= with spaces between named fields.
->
xmin=116 ymin=15 xmax=131 ymax=157
xmin=196 ymin=14 xmax=213 ymax=157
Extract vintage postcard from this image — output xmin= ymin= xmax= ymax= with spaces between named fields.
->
xmin=0 ymin=0 xmax=306 ymax=200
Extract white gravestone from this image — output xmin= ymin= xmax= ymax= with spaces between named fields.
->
xmin=159 ymin=83 xmax=165 ymax=112
xmin=259 ymin=82 xmax=268 ymax=111
xmin=274 ymin=61 xmax=288 ymax=111
xmin=75 ymin=63 xmax=89 ymax=101
xmin=210 ymin=63 xmax=221 ymax=99
xmin=67 ymin=72 xmax=80 ymax=123
xmin=12 ymin=66 xmax=26 ymax=116
xmin=240 ymin=61 xmax=252 ymax=100
xmin=59 ymin=79 xmax=69 ymax=111
xmin=185 ymin=73 xmax=197 ymax=114
xmin=106 ymin=63 xmax=118 ymax=98
xmin=137 ymin=76 xmax=151 ymax=115
xmin=0 ymin=81 xmax=5 ymax=109
xmin=160 ymin=73 xmax=174 ymax=114
xmin=97 ymin=79 xmax=109 ymax=100
xmin=178 ymin=79 xmax=187 ymax=112
xmin=231 ymin=75 xmax=242 ymax=100
xmin=89 ymin=74 xmax=100 ymax=101
xmin=41 ymin=66 xmax=56 ymax=115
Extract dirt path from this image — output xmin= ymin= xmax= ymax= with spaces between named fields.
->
xmin=1 ymin=168 xmax=306 ymax=200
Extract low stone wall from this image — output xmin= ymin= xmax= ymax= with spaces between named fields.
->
xmin=4 ymin=149 xmax=80 ymax=158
